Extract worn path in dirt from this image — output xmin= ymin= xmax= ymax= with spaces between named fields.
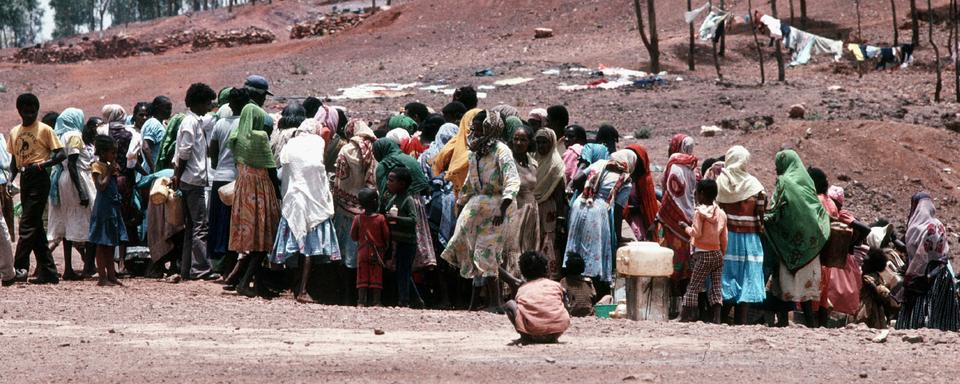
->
xmin=1 ymin=279 xmax=959 ymax=383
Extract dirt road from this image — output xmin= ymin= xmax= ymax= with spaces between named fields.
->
xmin=1 ymin=279 xmax=958 ymax=383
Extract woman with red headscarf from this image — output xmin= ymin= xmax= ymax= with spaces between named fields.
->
xmin=657 ymin=134 xmax=699 ymax=300
xmin=623 ymin=144 xmax=659 ymax=242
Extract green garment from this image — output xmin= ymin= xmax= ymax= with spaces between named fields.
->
xmin=373 ymin=139 xmax=428 ymax=197
xmin=155 ymin=113 xmax=185 ymax=171
xmin=503 ymin=116 xmax=523 ymax=142
xmin=763 ymin=150 xmax=830 ymax=272
xmin=380 ymin=192 xmax=418 ymax=244
xmin=218 ymin=87 xmax=233 ymax=107
xmin=388 ymin=114 xmax=418 ymax=133
xmin=227 ymin=104 xmax=276 ymax=169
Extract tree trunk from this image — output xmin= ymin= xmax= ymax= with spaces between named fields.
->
xmin=799 ymin=0 xmax=807 ymax=27
xmin=954 ymin=0 xmax=959 ymax=102
xmin=771 ymin=0 xmax=785 ymax=82
xmin=891 ymin=0 xmax=899 ymax=45
xmin=911 ymin=0 xmax=920 ymax=47
xmin=719 ymin=0 xmax=726 ymax=56
xmin=930 ymin=0 xmax=942 ymax=102
xmin=856 ymin=0 xmax=863 ymax=79
xmin=633 ymin=0 xmax=661 ymax=73
xmin=372 ymin=0 xmax=377 ymax=13
xmin=749 ymin=0 xmax=766 ymax=84
xmin=789 ymin=0 xmax=795 ymax=25
xmin=687 ymin=0 xmax=695 ymax=71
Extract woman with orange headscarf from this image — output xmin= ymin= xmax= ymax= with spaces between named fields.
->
xmin=623 ymin=144 xmax=659 ymax=242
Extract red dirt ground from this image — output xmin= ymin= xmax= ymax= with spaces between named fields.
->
xmin=2 ymin=1 xmax=960 ymax=382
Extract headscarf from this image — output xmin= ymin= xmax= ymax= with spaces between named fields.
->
xmin=468 ymin=109 xmax=505 ymax=158
xmin=314 ymin=105 xmax=340 ymax=138
xmin=503 ymin=116 xmax=524 ymax=142
xmin=582 ymin=149 xmax=636 ymax=206
xmin=624 ymin=144 xmax=659 ymax=240
xmin=528 ymin=108 xmax=548 ymax=125
xmin=865 ymin=223 xmax=894 ymax=249
xmin=227 ymin=104 xmax=276 ymax=169
xmin=102 ymin=104 xmax=126 ymax=124
xmin=827 ymin=185 xmax=845 ymax=207
xmin=420 ymin=123 xmax=459 ymax=178
xmin=217 ymin=87 xmax=232 ymax=107
xmin=904 ymin=193 xmax=949 ymax=281
xmin=54 ymin=108 xmax=84 ymax=138
xmin=491 ymin=104 xmax=520 ymax=121
xmin=333 ymin=120 xmax=378 ymax=214
xmin=50 ymin=108 xmax=86 ymax=206
xmin=579 ymin=143 xmax=610 ymax=165
xmin=703 ymin=161 xmax=724 ymax=181
xmin=669 ymin=133 xmax=695 ymax=156
xmin=716 ymin=145 xmax=765 ymax=204
xmin=386 ymin=127 xmax=411 ymax=144
xmin=156 ymin=113 xmax=185 ymax=170
xmin=388 ymin=114 xmax=418 ymax=133
xmin=763 ymin=150 xmax=830 ymax=272
xmin=373 ymin=139 xmax=429 ymax=197
xmin=433 ymin=108 xmax=481 ymax=194
xmin=278 ymin=131 xmax=334 ymax=244
xmin=533 ymin=128 xmax=565 ymax=203
xmin=662 ymin=134 xmax=698 ymax=192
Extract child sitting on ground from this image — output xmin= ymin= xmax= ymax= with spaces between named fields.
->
xmin=351 ymin=188 xmax=390 ymax=307
xmin=505 ymin=251 xmax=571 ymax=343
xmin=560 ymin=253 xmax=596 ymax=317
xmin=679 ymin=179 xmax=727 ymax=323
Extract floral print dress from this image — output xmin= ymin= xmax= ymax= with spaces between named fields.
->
xmin=441 ymin=142 xmax=520 ymax=279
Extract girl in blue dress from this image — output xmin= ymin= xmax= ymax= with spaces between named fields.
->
xmin=89 ymin=135 xmax=128 ymax=286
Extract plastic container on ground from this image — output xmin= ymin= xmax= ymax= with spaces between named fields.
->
xmin=616 ymin=242 xmax=674 ymax=277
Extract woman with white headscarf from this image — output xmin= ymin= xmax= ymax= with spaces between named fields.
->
xmin=715 ymin=145 xmax=767 ymax=324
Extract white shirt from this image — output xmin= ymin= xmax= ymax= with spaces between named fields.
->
xmin=175 ymin=111 xmax=209 ymax=187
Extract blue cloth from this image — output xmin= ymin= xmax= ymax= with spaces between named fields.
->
xmin=207 ymin=180 xmax=232 ymax=258
xmin=579 ymin=143 xmax=610 ymax=165
xmin=565 ymin=199 xmax=615 ymax=282
xmin=334 ymin=209 xmax=358 ymax=268
xmin=141 ymin=118 xmax=166 ymax=173
xmin=88 ymin=173 xmax=129 ymax=247
xmin=270 ymin=217 xmax=340 ymax=264
xmin=721 ymin=231 xmax=767 ymax=303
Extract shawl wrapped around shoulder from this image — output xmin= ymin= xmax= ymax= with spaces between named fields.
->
xmin=763 ymin=150 xmax=830 ymax=272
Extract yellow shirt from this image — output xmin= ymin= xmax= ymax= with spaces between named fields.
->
xmin=7 ymin=122 xmax=62 ymax=166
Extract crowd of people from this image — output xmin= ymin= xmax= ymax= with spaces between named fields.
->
xmin=1 ymin=74 xmax=957 ymax=342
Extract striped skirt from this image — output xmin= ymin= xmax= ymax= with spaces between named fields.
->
xmin=721 ymin=231 xmax=767 ymax=303
xmin=896 ymin=263 xmax=960 ymax=332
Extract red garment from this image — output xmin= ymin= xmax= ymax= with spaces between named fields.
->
xmin=351 ymin=213 xmax=390 ymax=289
xmin=624 ymin=144 xmax=660 ymax=241
xmin=400 ymin=137 xmax=426 ymax=158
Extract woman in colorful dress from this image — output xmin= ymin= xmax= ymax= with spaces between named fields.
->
xmin=763 ymin=149 xmax=830 ymax=327
xmin=657 ymin=134 xmax=699 ymax=297
xmin=623 ymin=144 xmax=659 ymax=242
xmin=715 ymin=146 xmax=767 ymax=325
xmin=433 ymin=109 xmax=482 ymax=197
xmin=332 ymin=120 xmax=378 ymax=279
xmin=505 ymin=124 xmax=540 ymax=276
xmin=271 ymin=126 xmax=340 ymax=303
xmin=226 ymin=104 xmax=281 ymax=298
xmin=533 ymin=128 xmax=566 ymax=277
xmin=565 ymin=150 xmax=635 ymax=291
xmin=441 ymin=110 xmax=521 ymax=312
xmin=897 ymin=192 xmax=960 ymax=331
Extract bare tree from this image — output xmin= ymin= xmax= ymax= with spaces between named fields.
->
xmin=953 ymin=0 xmax=959 ymax=101
xmin=911 ymin=0 xmax=920 ymax=46
xmin=710 ymin=1 xmax=723 ymax=81
xmin=789 ymin=0 xmax=795 ymax=25
xmin=799 ymin=0 xmax=807 ymax=27
xmin=929 ymin=0 xmax=942 ymax=102
xmin=891 ymin=0 xmax=899 ymax=45
xmin=633 ymin=0 xmax=661 ymax=73
xmin=687 ymin=0 xmax=695 ymax=71
xmin=719 ymin=0 xmax=726 ymax=56
xmin=749 ymin=0 xmax=765 ymax=84
xmin=771 ymin=0 xmax=785 ymax=82
xmin=856 ymin=0 xmax=863 ymax=78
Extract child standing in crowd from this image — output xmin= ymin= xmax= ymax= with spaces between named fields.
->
xmin=352 ymin=188 xmax=389 ymax=307
xmin=680 ymin=180 xmax=727 ymax=323
xmin=89 ymin=135 xmax=127 ymax=286
xmin=382 ymin=167 xmax=420 ymax=307
xmin=505 ymin=251 xmax=571 ymax=343
xmin=560 ymin=252 xmax=595 ymax=317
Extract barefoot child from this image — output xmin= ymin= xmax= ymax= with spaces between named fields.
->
xmin=381 ymin=167 xmax=419 ymax=307
xmin=88 ymin=135 xmax=128 ymax=286
xmin=560 ymin=252 xmax=596 ymax=317
xmin=352 ymin=188 xmax=389 ymax=307
xmin=680 ymin=179 xmax=727 ymax=323
xmin=505 ymin=251 xmax=571 ymax=343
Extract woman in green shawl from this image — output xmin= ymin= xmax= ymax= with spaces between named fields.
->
xmin=372 ymin=139 xmax=436 ymax=275
xmin=763 ymin=149 xmax=830 ymax=327
xmin=226 ymin=103 xmax=281 ymax=298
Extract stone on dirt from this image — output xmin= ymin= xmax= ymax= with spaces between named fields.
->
xmin=535 ymin=28 xmax=554 ymax=38
xmin=902 ymin=335 xmax=924 ymax=344
xmin=789 ymin=104 xmax=806 ymax=119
